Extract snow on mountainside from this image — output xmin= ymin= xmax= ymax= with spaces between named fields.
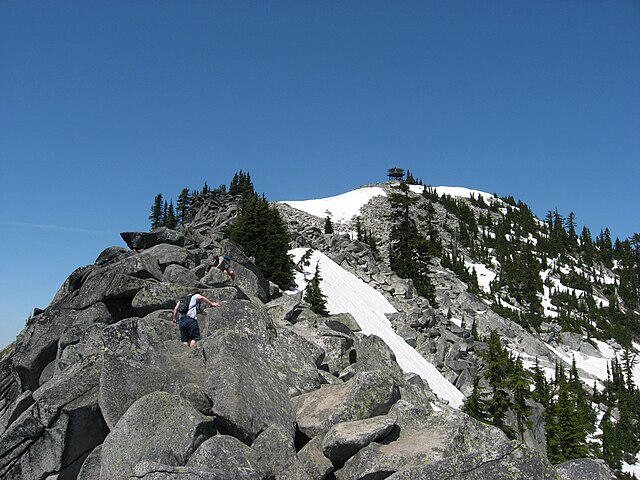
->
xmin=289 ymin=247 xmax=465 ymax=409
xmin=282 ymin=183 xmax=640 ymax=395
xmin=280 ymin=184 xmax=494 ymax=223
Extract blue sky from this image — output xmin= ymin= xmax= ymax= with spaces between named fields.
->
xmin=1 ymin=1 xmax=638 ymax=348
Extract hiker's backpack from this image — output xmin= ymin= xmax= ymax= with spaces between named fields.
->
xmin=221 ymin=255 xmax=232 ymax=269
xmin=178 ymin=294 xmax=193 ymax=315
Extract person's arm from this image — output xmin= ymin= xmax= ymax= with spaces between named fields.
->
xmin=200 ymin=295 xmax=220 ymax=308
xmin=172 ymin=303 xmax=179 ymax=323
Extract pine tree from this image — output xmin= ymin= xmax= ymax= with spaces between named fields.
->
xmin=511 ymin=355 xmax=532 ymax=442
xmin=482 ymin=330 xmax=515 ymax=438
xmin=228 ymin=194 xmax=295 ymax=290
xmin=388 ymin=182 xmax=437 ymax=305
xmin=176 ymin=188 xmax=191 ymax=225
xmin=305 ymin=262 xmax=329 ymax=316
xmin=149 ymin=193 xmax=164 ymax=229
xmin=166 ymin=201 xmax=177 ymax=229
xmin=462 ymin=376 xmax=488 ymax=422
xmin=324 ymin=216 xmax=334 ymax=234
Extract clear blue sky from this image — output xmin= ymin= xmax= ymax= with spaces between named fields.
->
xmin=1 ymin=1 xmax=639 ymax=348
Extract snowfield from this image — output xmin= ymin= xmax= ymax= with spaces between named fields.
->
xmin=289 ymin=247 xmax=465 ymax=409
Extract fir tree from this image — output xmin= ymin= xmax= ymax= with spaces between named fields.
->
xmin=176 ymin=188 xmax=191 ymax=224
xmin=482 ymin=330 xmax=515 ymax=438
xmin=149 ymin=193 xmax=164 ymax=229
xmin=324 ymin=215 xmax=334 ymax=234
xmin=305 ymin=262 xmax=329 ymax=316
xmin=166 ymin=201 xmax=177 ymax=229
xmin=388 ymin=182 xmax=437 ymax=305
xmin=462 ymin=376 xmax=488 ymax=422
xmin=227 ymin=194 xmax=295 ymax=290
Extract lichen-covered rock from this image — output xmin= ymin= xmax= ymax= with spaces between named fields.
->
xmin=121 ymin=227 xmax=186 ymax=250
xmin=187 ymin=434 xmax=265 ymax=478
xmin=322 ymin=414 xmax=397 ymax=466
xmin=292 ymin=371 xmax=400 ymax=438
xmin=202 ymin=330 xmax=296 ymax=444
xmin=555 ymin=458 xmax=615 ymax=480
xmin=250 ymin=424 xmax=297 ymax=476
xmin=385 ymin=441 xmax=556 ymax=480
xmin=100 ymin=392 xmax=215 ymax=480
xmin=278 ymin=436 xmax=334 ymax=480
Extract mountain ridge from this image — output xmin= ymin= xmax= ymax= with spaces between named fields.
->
xmin=0 ymin=178 xmax=636 ymax=478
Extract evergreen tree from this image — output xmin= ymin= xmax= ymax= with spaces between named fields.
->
xmin=305 ymin=262 xmax=329 ymax=316
xmin=462 ymin=376 xmax=488 ymax=422
xmin=482 ymin=330 xmax=515 ymax=438
xmin=176 ymin=188 xmax=191 ymax=225
xmin=229 ymin=170 xmax=255 ymax=200
xmin=324 ymin=215 xmax=334 ymax=234
xmin=388 ymin=182 xmax=437 ymax=305
xmin=166 ymin=201 xmax=177 ymax=229
xmin=149 ymin=193 xmax=164 ymax=229
xmin=511 ymin=354 xmax=532 ymax=442
xmin=228 ymin=194 xmax=295 ymax=290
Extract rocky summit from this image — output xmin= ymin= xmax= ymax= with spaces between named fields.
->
xmin=0 ymin=188 xmax=617 ymax=479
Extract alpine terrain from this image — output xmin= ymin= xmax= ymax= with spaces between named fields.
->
xmin=0 ymin=172 xmax=638 ymax=479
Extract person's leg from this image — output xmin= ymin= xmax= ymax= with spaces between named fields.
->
xmin=188 ymin=339 xmax=197 ymax=348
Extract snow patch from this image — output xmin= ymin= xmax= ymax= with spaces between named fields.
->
xmin=289 ymin=247 xmax=465 ymax=408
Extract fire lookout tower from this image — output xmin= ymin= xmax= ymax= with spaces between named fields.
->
xmin=387 ymin=167 xmax=405 ymax=182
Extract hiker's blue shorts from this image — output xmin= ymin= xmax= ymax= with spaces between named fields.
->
xmin=179 ymin=315 xmax=201 ymax=342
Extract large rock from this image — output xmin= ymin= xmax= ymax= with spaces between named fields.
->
xmin=99 ymin=313 xmax=208 ymax=429
xmin=202 ymin=330 xmax=296 ymax=444
xmin=187 ymin=435 xmax=266 ymax=478
xmin=120 ymin=227 xmax=186 ymax=250
xmin=292 ymin=371 xmax=400 ymax=438
xmin=337 ymin=400 xmax=510 ymax=480
xmin=555 ymin=458 xmax=615 ymax=480
xmin=322 ymin=414 xmax=397 ymax=466
xmin=0 ymin=356 xmax=108 ymax=480
xmin=100 ymin=391 xmax=215 ymax=480
xmin=12 ymin=302 xmax=112 ymax=391
xmin=279 ymin=436 xmax=334 ymax=480
xmin=250 ymin=424 xmax=297 ymax=477
xmin=385 ymin=441 xmax=556 ymax=479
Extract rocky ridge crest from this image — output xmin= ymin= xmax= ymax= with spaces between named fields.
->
xmin=0 ymin=189 xmax=613 ymax=479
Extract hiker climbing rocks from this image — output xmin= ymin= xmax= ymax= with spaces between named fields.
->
xmin=172 ymin=289 xmax=220 ymax=348
xmin=213 ymin=254 xmax=235 ymax=282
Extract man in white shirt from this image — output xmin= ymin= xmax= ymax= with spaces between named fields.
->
xmin=172 ymin=289 xmax=220 ymax=348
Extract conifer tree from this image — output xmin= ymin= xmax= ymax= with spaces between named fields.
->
xmin=482 ymin=330 xmax=515 ymax=438
xmin=462 ymin=376 xmax=488 ymax=422
xmin=324 ymin=216 xmax=334 ymax=234
xmin=511 ymin=355 xmax=532 ymax=442
xmin=388 ymin=182 xmax=437 ymax=305
xmin=176 ymin=188 xmax=191 ymax=225
xmin=228 ymin=194 xmax=295 ymax=290
xmin=166 ymin=201 xmax=177 ymax=229
xmin=149 ymin=193 xmax=164 ymax=229
xmin=305 ymin=262 xmax=329 ymax=316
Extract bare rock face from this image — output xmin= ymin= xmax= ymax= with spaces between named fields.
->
xmin=0 ymin=189 xmax=609 ymax=480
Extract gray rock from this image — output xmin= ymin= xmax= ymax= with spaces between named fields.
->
xmin=187 ymin=435 xmax=265 ymax=478
xmin=338 ymin=400 xmax=509 ymax=480
xmin=77 ymin=445 xmax=102 ymax=480
xmin=120 ymin=227 xmax=186 ymax=250
xmin=250 ymin=424 xmax=297 ymax=477
xmin=555 ymin=458 xmax=615 ymax=480
xmin=386 ymin=441 xmax=556 ymax=479
xmin=100 ymin=391 xmax=215 ymax=480
xmin=163 ymin=263 xmax=201 ymax=287
xmin=202 ymin=329 xmax=296 ymax=444
xmin=322 ymin=414 xmax=396 ymax=465
xmin=145 ymin=243 xmax=195 ymax=270
xmin=278 ymin=436 xmax=334 ymax=480
xmin=95 ymin=246 xmax=128 ymax=265
xmin=292 ymin=371 xmax=400 ymax=438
